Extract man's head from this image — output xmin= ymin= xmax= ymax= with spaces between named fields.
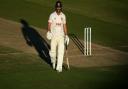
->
xmin=55 ymin=0 xmax=62 ymax=14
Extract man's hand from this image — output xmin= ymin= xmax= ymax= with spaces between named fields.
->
xmin=46 ymin=31 xmax=53 ymax=40
xmin=65 ymin=35 xmax=69 ymax=46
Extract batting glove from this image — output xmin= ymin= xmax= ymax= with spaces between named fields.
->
xmin=65 ymin=35 xmax=69 ymax=46
xmin=46 ymin=31 xmax=53 ymax=40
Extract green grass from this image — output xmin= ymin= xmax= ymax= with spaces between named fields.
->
xmin=0 ymin=1 xmax=128 ymax=88
xmin=0 ymin=0 xmax=128 ymax=52
xmin=0 ymin=45 xmax=128 ymax=89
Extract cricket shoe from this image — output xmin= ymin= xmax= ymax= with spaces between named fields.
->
xmin=57 ymin=69 xmax=62 ymax=73
xmin=56 ymin=68 xmax=62 ymax=73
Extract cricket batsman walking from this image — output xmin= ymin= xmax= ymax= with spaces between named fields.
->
xmin=46 ymin=0 xmax=69 ymax=72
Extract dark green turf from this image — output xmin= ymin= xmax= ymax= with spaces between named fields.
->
xmin=0 ymin=1 xmax=128 ymax=88
xmin=0 ymin=45 xmax=128 ymax=89
xmin=0 ymin=54 xmax=127 ymax=89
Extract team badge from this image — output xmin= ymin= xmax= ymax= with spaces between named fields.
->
xmin=61 ymin=17 xmax=63 ymax=21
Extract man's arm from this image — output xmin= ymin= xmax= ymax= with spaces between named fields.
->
xmin=63 ymin=24 xmax=68 ymax=35
xmin=64 ymin=23 xmax=69 ymax=46
xmin=48 ymin=22 xmax=51 ymax=32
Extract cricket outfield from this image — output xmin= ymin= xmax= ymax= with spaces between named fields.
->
xmin=0 ymin=0 xmax=128 ymax=89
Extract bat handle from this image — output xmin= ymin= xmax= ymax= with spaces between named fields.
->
xmin=66 ymin=57 xmax=70 ymax=69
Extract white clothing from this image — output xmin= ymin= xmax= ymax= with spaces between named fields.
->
xmin=48 ymin=11 xmax=66 ymax=71
xmin=48 ymin=11 xmax=66 ymax=37
xmin=49 ymin=36 xmax=64 ymax=71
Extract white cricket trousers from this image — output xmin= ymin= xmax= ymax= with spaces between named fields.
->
xmin=49 ymin=36 xmax=64 ymax=70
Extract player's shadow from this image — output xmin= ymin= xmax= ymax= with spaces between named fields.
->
xmin=20 ymin=19 xmax=51 ymax=66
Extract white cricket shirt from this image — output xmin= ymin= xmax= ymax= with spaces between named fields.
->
xmin=48 ymin=11 xmax=66 ymax=37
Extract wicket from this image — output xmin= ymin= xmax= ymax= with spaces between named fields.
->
xmin=84 ymin=27 xmax=92 ymax=56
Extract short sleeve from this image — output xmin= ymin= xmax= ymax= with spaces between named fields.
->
xmin=48 ymin=14 xmax=52 ymax=23
xmin=63 ymin=14 xmax=66 ymax=24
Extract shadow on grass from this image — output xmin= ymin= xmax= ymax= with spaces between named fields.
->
xmin=69 ymin=33 xmax=84 ymax=54
xmin=20 ymin=19 xmax=52 ymax=66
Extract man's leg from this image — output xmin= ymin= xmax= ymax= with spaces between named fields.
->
xmin=56 ymin=37 xmax=64 ymax=72
xmin=49 ymin=38 xmax=57 ymax=69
